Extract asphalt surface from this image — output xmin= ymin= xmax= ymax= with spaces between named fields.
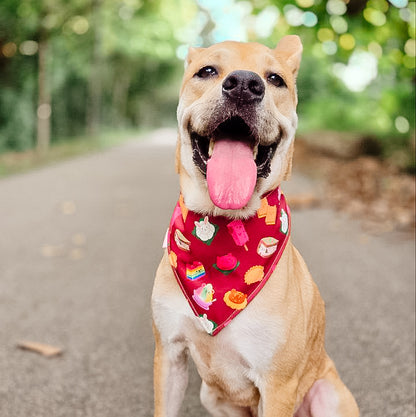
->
xmin=0 ymin=129 xmax=414 ymax=417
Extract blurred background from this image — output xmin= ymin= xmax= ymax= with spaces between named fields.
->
xmin=0 ymin=2 xmax=414 ymax=415
xmin=0 ymin=0 xmax=415 ymax=172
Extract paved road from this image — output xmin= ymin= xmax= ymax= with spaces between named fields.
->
xmin=0 ymin=129 xmax=414 ymax=417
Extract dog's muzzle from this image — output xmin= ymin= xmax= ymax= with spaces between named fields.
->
xmin=187 ymin=69 xmax=282 ymax=209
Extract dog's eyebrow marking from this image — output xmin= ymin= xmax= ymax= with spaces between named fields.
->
xmin=196 ymin=48 xmax=243 ymax=72
xmin=263 ymin=54 xmax=277 ymax=66
xmin=206 ymin=49 xmax=233 ymax=60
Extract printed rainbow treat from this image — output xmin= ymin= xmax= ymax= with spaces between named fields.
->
xmin=186 ymin=261 xmax=206 ymax=280
xmin=227 ymin=220 xmax=249 ymax=251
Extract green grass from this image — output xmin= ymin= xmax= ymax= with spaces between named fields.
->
xmin=0 ymin=128 xmax=148 ymax=178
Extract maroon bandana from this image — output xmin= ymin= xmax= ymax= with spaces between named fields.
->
xmin=166 ymin=188 xmax=290 ymax=336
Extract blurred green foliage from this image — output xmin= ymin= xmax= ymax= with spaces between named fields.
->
xmin=0 ymin=0 xmax=414 ymax=167
xmin=263 ymin=0 xmax=415 ymax=163
xmin=0 ymin=0 xmax=193 ymax=152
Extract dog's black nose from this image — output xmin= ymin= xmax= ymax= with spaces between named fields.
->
xmin=222 ymin=70 xmax=265 ymax=104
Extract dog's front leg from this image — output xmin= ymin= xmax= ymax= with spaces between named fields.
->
xmin=258 ymin=379 xmax=298 ymax=417
xmin=153 ymin=324 xmax=189 ymax=417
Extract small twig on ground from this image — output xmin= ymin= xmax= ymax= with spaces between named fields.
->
xmin=17 ymin=341 xmax=63 ymax=357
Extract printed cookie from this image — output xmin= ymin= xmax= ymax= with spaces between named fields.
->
xmin=223 ymin=289 xmax=247 ymax=310
xmin=244 ymin=265 xmax=264 ymax=285
xmin=169 ymin=251 xmax=177 ymax=268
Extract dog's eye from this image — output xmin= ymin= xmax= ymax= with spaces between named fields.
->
xmin=195 ymin=66 xmax=218 ymax=79
xmin=267 ymin=73 xmax=286 ymax=88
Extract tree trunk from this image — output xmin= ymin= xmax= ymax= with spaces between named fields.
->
xmin=36 ymin=36 xmax=51 ymax=155
xmin=86 ymin=0 xmax=103 ymax=136
xmin=112 ymin=70 xmax=131 ymax=127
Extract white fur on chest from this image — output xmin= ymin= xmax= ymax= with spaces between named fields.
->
xmin=153 ymin=282 xmax=286 ymax=388
xmin=222 ymin=302 xmax=286 ymax=372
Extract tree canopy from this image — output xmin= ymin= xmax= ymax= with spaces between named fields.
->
xmin=0 ymin=0 xmax=414 ymax=165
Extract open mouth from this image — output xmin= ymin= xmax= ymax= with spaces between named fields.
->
xmin=190 ymin=116 xmax=278 ymax=179
xmin=189 ymin=116 xmax=280 ymax=210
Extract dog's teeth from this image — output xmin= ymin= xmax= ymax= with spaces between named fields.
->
xmin=253 ymin=144 xmax=259 ymax=159
xmin=208 ymin=139 xmax=215 ymax=157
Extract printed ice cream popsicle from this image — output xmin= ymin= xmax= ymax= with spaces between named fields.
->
xmin=227 ymin=220 xmax=249 ymax=251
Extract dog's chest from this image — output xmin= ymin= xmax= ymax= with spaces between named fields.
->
xmin=188 ymin=306 xmax=286 ymax=386
xmin=153 ymin=253 xmax=287 ymax=396
xmin=157 ymin=282 xmax=286 ymax=386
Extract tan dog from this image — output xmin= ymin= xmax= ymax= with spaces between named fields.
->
xmin=152 ymin=36 xmax=359 ymax=417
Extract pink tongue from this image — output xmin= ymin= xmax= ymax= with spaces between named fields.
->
xmin=207 ymin=139 xmax=257 ymax=210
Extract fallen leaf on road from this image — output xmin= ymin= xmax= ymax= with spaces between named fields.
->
xmin=17 ymin=341 xmax=63 ymax=357
xmin=60 ymin=200 xmax=76 ymax=215
xmin=41 ymin=244 xmax=66 ymax=258
xmin=71 ymin=233 xmax=86 ymax=246
xmin=293 ymin=139 xmax=415 ymax=233
xmin=326 ymin=157 xmax=416 ymax=232
xmin=286 ymin=194 xmax=320 ymax=210
xmin=68 ymin=247 xmax=84 ymax=260
xmin=114 ymin=201 xmax=133 ymax=217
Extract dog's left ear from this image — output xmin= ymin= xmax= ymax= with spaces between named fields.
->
xmin=185 ymin=46 xmax=204 ymax=69
xmin=274 ymin=35 xmax=303 ymax=78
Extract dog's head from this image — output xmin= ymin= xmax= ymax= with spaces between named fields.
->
xmin=176 ymin=36 xmax=302 ymax=218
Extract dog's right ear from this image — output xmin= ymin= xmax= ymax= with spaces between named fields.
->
xmin=185 ymin=46 xmax=204 ymax=69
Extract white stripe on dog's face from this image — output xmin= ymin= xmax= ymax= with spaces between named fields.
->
xmin=176 ymin=39 xmax=302 ymax=219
